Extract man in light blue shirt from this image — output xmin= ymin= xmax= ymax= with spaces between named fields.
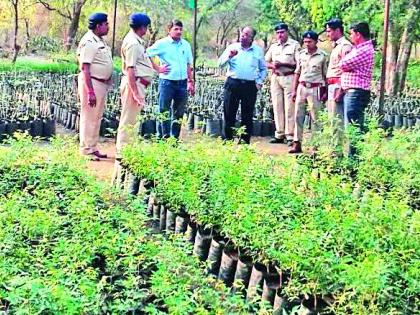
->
xmin=146 ymin=19 xmax=195 ymax=139
xmin=218 ymin=26 xmax=267 ymax=144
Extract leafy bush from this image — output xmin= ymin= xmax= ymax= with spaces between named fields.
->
xmin=0 ymin=135 xmax=269 ymax=314
xmin=122 ymin=127 xmax=420 ymax=314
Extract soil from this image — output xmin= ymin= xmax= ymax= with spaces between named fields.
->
xmin=56 ymin=125 xmax=293 ymax=183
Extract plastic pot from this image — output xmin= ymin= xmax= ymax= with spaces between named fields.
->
xmin=65 ymin=111 xmax=72 ymax=129
xmin=126 ymin=173 xmax=140 ymax=195
xmin=193 ymin=226 xmax=212 ymax=260
xmin=30 ymin=119 xmax=43 ymax=137
xmin=18 ymin=121 xmax=31 ymax=133
xmin=262 ymin=266 xmax=281 ymax=306
xmin=407 ymin=118 xmax=415 ymax=128
xmin=402 ymin=116 xmax=408 ymax=128
xmin=233 ymin=254 xmax=253 ymax=293
xmin=193 ymin=114 xmax=204 ymax=131
xmin=42 ymin=119 xmax=56 ymax=138
xmin=246 ymin=263 xmax=267 ymax=300
xmin=146 ymin=194 xmax=155 ymax=217
xmin=100 ymin=118 xmax=109 ymax=137
xmin=75 ymin=114 xmax=80 ymax=132
xmin=6 ymin=121 xmax=18 ymax=136
xmin=175 ymin=212 xmax=190 ymax=234
xmin=206 ymin=235 xmax=226 ymax=276
xmin=165 ymin=208 xmax=176 ymax=232
xmin=140 ymin=119 xmax=156 ymax=138
xmin=0 ymin=121 xmax=6 ymax=140
xmin=394 ymin=114 xmax=402 ymax=128
xmin=187 ymin=112 xmax=194 ymax=130
xmin=159 ymin=205 xmax=167 ymax=231
xmin=217 ymin=246 xmax=238 ymax=287
xmin=186 ymin=221 xmax=197 ymax=244
xmin=206 ymin=119 xmax=222 ymax=137
xmin=301 ymin=295 xmax=330 ymax=314
xmin=261 ymin=121 xmax=272 ymax=137
xmin=252 ymin=120 xmax=263 ymax=136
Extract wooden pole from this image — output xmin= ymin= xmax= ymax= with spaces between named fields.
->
xmin=192 ymin=0 xmax=198 ymax=81
xmin=378 ymin=0 xmax=390 ymax=116
xmin=111 ymin=0 xmax=118 ymax=57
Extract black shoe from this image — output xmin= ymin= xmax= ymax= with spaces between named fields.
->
xmin=269 ymin=137 xmax=285 ymax=144
xmin=287 ymin=139 xmax=293 ymax=147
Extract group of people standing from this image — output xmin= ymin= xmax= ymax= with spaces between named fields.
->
xmin=219 ymin=19 xmax=374 ymax=153
xmin=76 ymin=13 xmax=194 ymax=161
xmin=76 ymin=12 xmax=374 ymax=160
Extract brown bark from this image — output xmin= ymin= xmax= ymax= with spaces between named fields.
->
xmin=38 ymin=0 xmax=87 ymax=51
xmin=24 ymin=18 xmax=30 ymax=50
xmin=396 ymin=30 xmax=413 ymax=93
xmin=395 ymin=6 xmax=418 ymax=93
xmin=385 ymin=40 xmax=399 ymax=96
xmin=11 ymin=0 xmax=19 ymax=63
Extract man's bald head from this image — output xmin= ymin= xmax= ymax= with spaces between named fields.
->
xmin=240 ymin=26 xmax=256 ymax=48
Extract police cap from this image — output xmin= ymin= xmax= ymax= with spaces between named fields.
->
xmin=302 ymin=30 xmax=318 ymax=41
xmin=325 ymin=18 xmax=343 ymax=30
xmin=88 ymin=13 xmax=108 ymax=30
xmin=129 ymin=13 xmax=151 ymax=28
xmin=274 ymin=22 xmax=288 ymax=31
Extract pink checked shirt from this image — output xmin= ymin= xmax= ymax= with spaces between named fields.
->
xmin=339 ymin=40 xmax=374 ymax=91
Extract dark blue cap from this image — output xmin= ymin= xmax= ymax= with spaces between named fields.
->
xmin=129 ymin=13 xmax=151 ymax=28
xmin=302 ymin=30 xmax=318 ymax=41
xmin=274 ymin=22 xmax=288 ymax=31
xmin=325 ymin=18 xmax=343 ymax=30
xmin=88 ymin=13 xmax=107 ymax=30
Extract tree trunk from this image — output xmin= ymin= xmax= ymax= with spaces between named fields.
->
xmin=65 ymin=1 xmax=84 ymax=51
xmin=395 ymin=6 xmax=418 ymax=93
xmin=12 ymin=0 xmax=19 ymax=63
xmin=396 ymin=39 xmax=412 ymax=93
xmin=385 ymin=40 xmax=399 ymax=96
xmin=24 ymin=18 xmax=30 ymax=50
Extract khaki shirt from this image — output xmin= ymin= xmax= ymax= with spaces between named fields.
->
xmin=77 ymin=30 xmax=113 ymax=80
xmin=121 ymin=30 xmax=155 ymax=82
xmin=326 ymin=36 xmax=352 ymax=79
xmin=265 ymin=38 xmax=300 ymax=74
xmin=295 ymin=48 xmax=328 ymax=84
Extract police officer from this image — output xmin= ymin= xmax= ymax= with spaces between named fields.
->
xmin=289 ymin=31 xmax=328 ymax=154
xmin=77 ymin=13 xmax=113 ymax=160
xmin=265 ymin=22 xmax=300 ymax=145
xmin=115 ymin=13 xmax=167 ymax=159
xmin=325 ymin=18 xmax=352 ymax=122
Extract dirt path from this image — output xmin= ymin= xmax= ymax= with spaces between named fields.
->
xmin=59 ymin=126 xmax=291 ymax=183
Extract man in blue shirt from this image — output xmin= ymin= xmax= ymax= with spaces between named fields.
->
xmin=218 ymin=26 xmax=267 ymax=144
xmin=146 ymin=19 xmax=195 ymax=139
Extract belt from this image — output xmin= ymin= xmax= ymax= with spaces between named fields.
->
xmin=136 ymin=77 xmax=151 ymax=87
xmin=91 ymin=76 xmax=111 ymax=84
xmin=345 ymin=88 xmax=370 ymax=93
xmin=327 ymin=77 xmax=340 ymax=85
xmin=228 ymin=77 xmax=255 ymax=84
xmin=276 ymin=71 xmax=295 ymax=77
xmin=300 ymin=81 xmax=322 ymax=88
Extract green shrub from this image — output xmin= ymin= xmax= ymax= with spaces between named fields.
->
xmin=122 ymin=127 xmax=420 ymax=314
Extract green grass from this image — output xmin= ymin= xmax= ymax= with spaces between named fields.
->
xmin=0 ymin=55 xmax=122 ymax=73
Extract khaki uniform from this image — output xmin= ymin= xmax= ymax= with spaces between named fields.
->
xmin=265 ymin=38 xmax=300 ymax=140
xmin=115 ymin=30 xmax=156 ymax=158
xmin=77 ymin=30 xmax=113 ymax=155
xmin=326 ymin=36 xmax=352 ymax=119
xmin=294 ymin=48 xmax=328 ymax=141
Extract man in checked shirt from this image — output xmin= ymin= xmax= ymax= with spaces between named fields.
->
xmin=339 ymin=22 xmax=374 ymax=155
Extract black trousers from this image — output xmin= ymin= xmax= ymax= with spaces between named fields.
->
xmin=222 ymin=77 xmax=258 ymax=144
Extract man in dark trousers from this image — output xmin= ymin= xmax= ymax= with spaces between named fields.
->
xmin=218 ymin=26 xmax=267 ymax=144
xmin=340 ymin=22 xmax=374 ymax=156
